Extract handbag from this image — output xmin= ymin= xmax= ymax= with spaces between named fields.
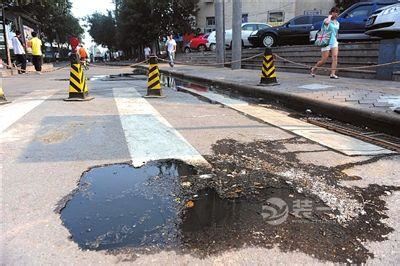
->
xmin=314 ymin=23 xmax=332 ymax=47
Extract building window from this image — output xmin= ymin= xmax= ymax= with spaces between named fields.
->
xmin=242 ymin=13 xmax=248 ymax=23
xmin=304 ymin=9 xmax=322 ymax=16
xmin=206 ymin=17 xmax=215 ymax=27
xmin=268 ymin=11 xmax=284 ymax=23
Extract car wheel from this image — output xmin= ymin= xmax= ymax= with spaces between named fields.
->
xmin=209 ymin=43 xmax=216 ymax=51
xmin=262 ymin=33 xmax=276 ymax=47
xmin=184 ymin=47 xmax=191 ymax=53
xmin=198 ymin=44 xmax=206 ymax=52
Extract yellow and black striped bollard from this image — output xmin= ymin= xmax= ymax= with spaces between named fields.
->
xmin=259 ymin=48 xmax=279 ymax=86
xmin=145 ymin=56 xmax=165 ymax=98
xmin=64 ymin=63 xmax=94 ymax=101
xmin=0 ymin=72 xmax=10 ymax=105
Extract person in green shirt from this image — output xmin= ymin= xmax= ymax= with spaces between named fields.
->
xmin=28 ymin=31 xmax=42 ymax=72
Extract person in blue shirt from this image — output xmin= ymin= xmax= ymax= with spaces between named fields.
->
xmin=311 ymin=7 xmax=340 ymax=79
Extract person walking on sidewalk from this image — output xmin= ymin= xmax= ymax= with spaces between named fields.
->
xmin=28 ymin=32 xmax=43 ymax=73
xmin=166 ymin=34 xmax=177 ymax=67
xmin=311 ymin=7 xmax=340 ymax=79
xmin=144 ymin=45 xmax=151 ymax=60
xmin=11 ymin=31 xmax=26 ymax=74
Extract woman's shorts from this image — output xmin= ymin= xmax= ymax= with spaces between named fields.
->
xmin=321 ymin=42 xmax=339 ymax=52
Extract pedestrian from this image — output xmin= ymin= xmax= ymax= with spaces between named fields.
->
xmin=11 ymin=30 xmax=26 ymax=74
xmin=166 ymin=34 xmax=177 ymax=67
xmin=144 ymin=45 xmax=151 ymax=60
xmin=78 ymin=44 xmax=88 ymax=62
xmin=27 ymin=31 xmax=43 ymax=73
xmin=311 ymin=7 xmax=340 ymax=79
xmin=54 ymin=51 xmax=60 ymax=63
xmin=69 ymin=36 xmax=80 ymax=64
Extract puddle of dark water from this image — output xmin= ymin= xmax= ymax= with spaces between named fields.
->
xmin=160 ymin=74 xmax=208 ymax=92
xmin=59 ymin=159 xmax=336 ymax=257
xmin=60 ymin=160 xmax=196 ymax=250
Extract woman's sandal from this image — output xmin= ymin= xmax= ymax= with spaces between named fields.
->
xmin=330 ymin=74 xmax=339 ymax=79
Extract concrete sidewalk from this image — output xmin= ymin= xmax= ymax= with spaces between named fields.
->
xmin=141 ymin=63 xmax=400 ymax=136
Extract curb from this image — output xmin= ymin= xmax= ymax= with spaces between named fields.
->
xmin=135 ymin=65 xmax=400 ymax=137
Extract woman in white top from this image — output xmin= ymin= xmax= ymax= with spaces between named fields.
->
xmin=11 ymin=31 xmax=27 ymax=74
xmin=311 ymin=7 xmax=341 ymax=79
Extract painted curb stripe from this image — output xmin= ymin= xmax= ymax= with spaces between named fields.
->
xmin=178 ymin=86 xmax=395 ymax=156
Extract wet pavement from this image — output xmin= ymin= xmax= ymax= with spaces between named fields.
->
xmin=58 ymin=137 xmax=399 ymax=263
xmin=2 ymin=66 xmax=400 ymax=265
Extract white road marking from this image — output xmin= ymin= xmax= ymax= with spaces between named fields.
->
xmin=113 ymin=87 xmax=208 ymax=167
xmin=298 ymin=84 xmax=334 ymax=90
xmin=178 ymin=86 xmax=395 ymax=156
xmin=0 ymin=90 xmax=57 ymax=134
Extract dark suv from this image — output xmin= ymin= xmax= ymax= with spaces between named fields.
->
xmin=248 ymin=15 xmax=326 ymax=47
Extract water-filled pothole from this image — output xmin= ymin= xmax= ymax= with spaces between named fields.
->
xmin=59 ymin=159 xmax=334 ymax=255
xmin=58 ymin=140 xmax=399 ymax=264
xmin=59 ymin=160 xmax=196 ymax=250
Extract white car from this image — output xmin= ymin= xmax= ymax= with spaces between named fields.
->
xmin=207 ymin=31 xmax=217 ymax=51
xmin=365 ymin=3 xmax=400 ymax=38
xmin=207 ymin=22 xmax=271 ymax=50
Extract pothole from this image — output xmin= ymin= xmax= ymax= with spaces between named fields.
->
xmin=57 ymin=160 xmax=196 ymax=251
xmin=57 ymin=139 xmax=399 ymax=263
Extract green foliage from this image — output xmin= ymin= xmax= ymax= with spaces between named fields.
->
xmin=86 ymin=11 xmax=117 ymax=49
xmin=87 ymin=0 xmax=198 ymax=51
xmin=334 ymin=0 xmax=361 ymax=11
xmin=5 ymin=0 xmax=84 ymax=44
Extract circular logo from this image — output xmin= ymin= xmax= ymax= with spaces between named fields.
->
xmin=261 ymin=197 xmax=289 ymax=225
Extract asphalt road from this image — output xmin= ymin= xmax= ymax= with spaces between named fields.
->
xmin=1 ymin=66 xmax=399 ymax=265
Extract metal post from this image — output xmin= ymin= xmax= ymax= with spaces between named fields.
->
xmin=215 ymin=0 xmax=224 ymax=68
xmin=231 ymin=0 xmax=242 ymax=70
xmin=222 ymin=0 xmax=225 ymax=57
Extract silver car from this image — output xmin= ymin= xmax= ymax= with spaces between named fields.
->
xmin=366 ymin=3 xmax=400 ymax=38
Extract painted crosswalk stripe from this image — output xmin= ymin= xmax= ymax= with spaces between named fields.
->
xmin=113 ymin=87 xmax=208 ymax=167
xmin=178 ymin=86 xmax=395 ymax=156
xmin=0 ymin=90 xmax=57 ymax=134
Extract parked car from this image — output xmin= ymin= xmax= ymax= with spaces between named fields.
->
xmin=208 ymin=23 xmax=271 ymax=49
xmin=366 ymin=3 xmax=400 ymax=38
xmin=207 ymin=31 xmax=216 ymax=51
xmin=187 ymin=34 xmax=209 ymax=52
xmin=248 ymin=15 xmax=326 ymax=47
xmin=310 ymin=1 xmax=399 ymax=43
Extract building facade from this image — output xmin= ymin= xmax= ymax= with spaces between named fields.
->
xmin=196 ymin=0 xmax=335 ymax=33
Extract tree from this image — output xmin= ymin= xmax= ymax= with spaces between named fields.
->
xmin=116 ymin=0 xmax=198 ymax=51
xmin=334 ymin=0 xmax=361 ymax=11
xmin=86 ymin=11 xmax=117 ymax=50
xmin=5 ymin=0 xmax=83 ymax=44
